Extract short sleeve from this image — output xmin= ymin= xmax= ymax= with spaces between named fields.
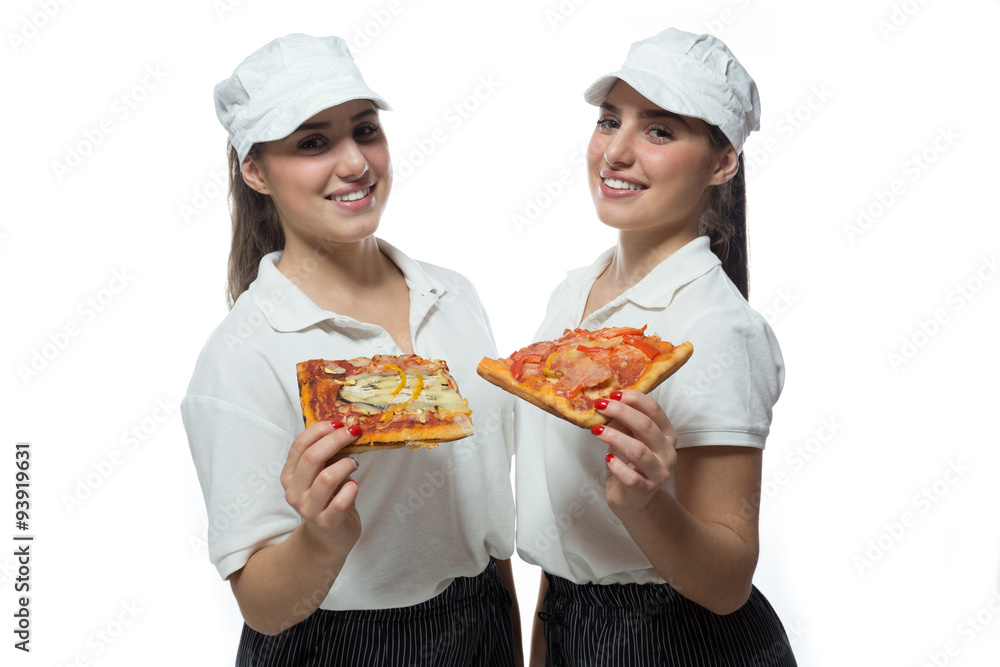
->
xmin=658 ymin=306 xmax=784 ymax=449
xmin=181 ymin=394 xmax=301 ymax=579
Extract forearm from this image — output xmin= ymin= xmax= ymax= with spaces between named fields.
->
xmin=229 ymin=523 xmax=355 ymax=635
xmin=617 ymin=489 xmax=757 ymax=615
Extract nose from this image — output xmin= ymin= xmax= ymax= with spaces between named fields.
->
xmin=602 ymin=126 xmax=634 ymax=167
xmin=333 ymin=138 xmax=369 ymax=180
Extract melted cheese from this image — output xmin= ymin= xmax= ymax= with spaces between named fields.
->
xmin=339 ymin=372 xmax=465 ymax=410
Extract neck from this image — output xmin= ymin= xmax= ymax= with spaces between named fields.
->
xmin=276 ymin=236 xmax=397 ymax=308
xmin=603 ymin=226 xmax=699 ymax=293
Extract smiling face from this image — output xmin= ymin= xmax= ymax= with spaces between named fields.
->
xmin=241 ymin=99 xmax=392 ymax=253
xmin=586 ymin=81 xmax=736 ymax=244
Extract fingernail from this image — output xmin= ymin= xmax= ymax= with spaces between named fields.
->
xmin=609 ymin=390 xmax=623 ymax=401
xmin=591 ymin=424 xmax=605 ymax=435
xmin=347 ymin=424 xmax=362 ymax=437
xmin=349 ymin=456 xmax=360 ymax=469
xmin=331 ymin=421 xmax=345 ymax=429
xmin=349 ymin=479 xmax=358 ymax=485
xmin=594 ymin=399 xmax=609 ymax=410
xmin=605 ymin=453 xmax=614 ymax=463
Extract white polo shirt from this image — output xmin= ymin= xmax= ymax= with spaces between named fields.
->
xmin=514 ymin=235 xmax=784 ymax=585
xmin=181 ymin=240 xmax=515 ymax=610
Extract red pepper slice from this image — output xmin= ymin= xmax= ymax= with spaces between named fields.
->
xmin=614 ymin=326 xmax=647 ymax=337
xmin=623 ymin=335 xmax=662 ymax=360
xmin=576 ymin=345 xmax=608 ymax=353
xmin=511 ymin=354 xmax=543 ymax=381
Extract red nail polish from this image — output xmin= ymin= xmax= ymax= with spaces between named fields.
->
xmin=347 ymin=424 xmax=362 ymax=437
xmin=605 ymin=453 xmax=614 ymax=463
xmin=594 ymin=399 xmax=609 ymax=410
xmin=591 ymin=424 xmax=605 ymax=435
xmin=609 ymin=390 xmax=623 ymax=401
xmin=331 ymin=421 xmax=345 ymax=429
xmin=349 ymin=479 xmax=358 ymax=485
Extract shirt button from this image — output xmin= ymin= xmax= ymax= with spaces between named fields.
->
xmin=373 ymin=339 xmax=383 ymax=348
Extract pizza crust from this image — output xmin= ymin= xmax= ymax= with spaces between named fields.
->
xmin=476 ymin=341 xmax=693 ymax=429
xmin=476 ymin=357 xmax=604 ymax=427
xmin=345 ymin=413 xmax=474 ymax=453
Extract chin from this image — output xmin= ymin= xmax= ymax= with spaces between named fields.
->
xmin=592 ymin=203 xmax=646 ymax=232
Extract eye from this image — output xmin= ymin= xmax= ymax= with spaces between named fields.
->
xmin=648 ymin=125 xmax=676 ymax=143
xmin=354 ymin=123 xmax=380 ymax=143
xmin=596 ymin=116 xmax=620 ymax=133
xmin=296 ymin=135 xmax=327 ymax=152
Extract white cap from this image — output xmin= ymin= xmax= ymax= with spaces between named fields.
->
xmin=214 ymin=33 xmax=392 ymax=164
xmin=584 ymin=28 xmax=760 ymax=155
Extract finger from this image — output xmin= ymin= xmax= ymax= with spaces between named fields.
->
xmin=605 ymin=452 xmax=645 ymax=487
xmin=594 ymin=394 xmax=675 ymax=455
xmin=324 ymin=476 xmax=360 ymax=516
xmin=598 ymin=389 xmax=673 ymax=435
xmin=594 ymin=425 xmax=652 ymax=479
xmin=282 ymin=421 xmax=339 ymax=485
xmin=299 ymin=456 xmax=360 ymax=519
xmin=283 ymin=423 xmax=361 ymax=497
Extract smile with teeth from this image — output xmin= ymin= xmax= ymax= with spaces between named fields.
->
xmin=602 ymin=177 xmax=645 ymax=191
xmin=328 ymin=186 xmax=372 ymax=202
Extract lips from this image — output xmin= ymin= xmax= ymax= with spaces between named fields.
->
xmin=598 ymin=171 xmax=647 ymax=198
xmin=602 ymin=177 xmax=644 ymax=191
xmin=325 ymin=181 xmax=376 ymax=209
xmin=327 ymin=186 xmax=372 ymax=202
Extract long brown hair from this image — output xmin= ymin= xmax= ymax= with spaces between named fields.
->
xmin=225 ymin=141 xmax=284 ymax=308
xmin=700 ymin=125 xmax=749 ymax=300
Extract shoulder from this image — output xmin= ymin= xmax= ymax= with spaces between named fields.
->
xmin=664 ymin=266 xmax=784 ymax=392
xmin=184 ymin=291 xmax=280 ymax=398
xmin=680 ymin=266 xmax=778 ymax=343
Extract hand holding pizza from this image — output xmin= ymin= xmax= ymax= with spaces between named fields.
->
xmin=280 ymin=420 xmax=363 ymax=556
xmin=591 ymin=389 xmax=679 ymax=516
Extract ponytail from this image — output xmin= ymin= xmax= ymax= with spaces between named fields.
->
xmin=701 ymin=125 xmax=749 ymax=300
xmin=225 ymin=141 xmax=284 ymax=309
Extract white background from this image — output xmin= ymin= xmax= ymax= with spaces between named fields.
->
xmin=4 ymin=0 xmax=1000 ymax=665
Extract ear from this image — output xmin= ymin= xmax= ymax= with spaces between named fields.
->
xmin=709 ymin=144 xmax=740 ymax=186
xmin=241 ymin=155 xmax=271 ymax=195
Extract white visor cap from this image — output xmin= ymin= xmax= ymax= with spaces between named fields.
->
xmin=214 ymin=33 xmax=391 ymax=164
xmin=584 ymin=28 xmax=760 ymax=155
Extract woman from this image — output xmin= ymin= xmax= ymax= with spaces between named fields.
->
xmin=516 ymin=29 xmax=797 ymax=665
xmin=181 ymin=34 xmax=520 ymax=666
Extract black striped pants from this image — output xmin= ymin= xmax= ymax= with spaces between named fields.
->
xmin=539 ymin=574 xmax=797 ymax=666
xmin=235 ymin=560 xmax=515 ymax=667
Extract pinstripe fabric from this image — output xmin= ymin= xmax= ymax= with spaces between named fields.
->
xmin=235 ymin=560 xmax=515 ymax=667
xmin=539 ymin=574 xmax=796 ymax=666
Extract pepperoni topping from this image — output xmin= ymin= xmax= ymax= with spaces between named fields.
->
xmin=502 ymin=325 xmax=671 ymax=410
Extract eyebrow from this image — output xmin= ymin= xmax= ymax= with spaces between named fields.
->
xmin=600 ymin=102 xmax=691 ymax=128
xmin=293 ymin=107 xmax=379 ymax=132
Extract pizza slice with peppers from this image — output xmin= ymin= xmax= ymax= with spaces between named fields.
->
xmin=476 ymin=326 xmax=693 ymax=428
xmin=297 ymin=354 xmax=474 ymax=453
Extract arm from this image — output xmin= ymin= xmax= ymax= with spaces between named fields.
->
xmin=593 ymin=390 xmax=760 ymax=615
xmin=229 ymin=421 xmax=362 ymax=635
xmin=528 ymin=571 xmax=548 ymax=667
xmin=494 ymin=558 xmax=525 ymax=667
